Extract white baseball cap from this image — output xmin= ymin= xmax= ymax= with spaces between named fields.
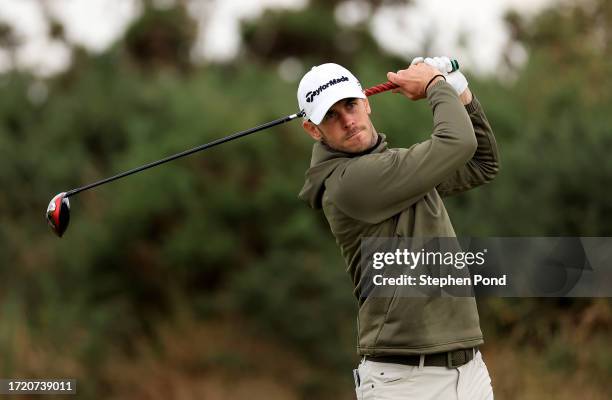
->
xmin=297 ymin=63 xmax=366 ymax=125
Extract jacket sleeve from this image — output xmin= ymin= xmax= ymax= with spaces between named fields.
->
xmin=436 ymin=96 xmax=500 ymax=197
xmin=327 ymin=81 xmax=478 ymax=224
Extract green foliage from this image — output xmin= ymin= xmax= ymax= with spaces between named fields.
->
xmin=123 ymin=3 xmax=197 ymax=72
xmin=1 ymin=0 xmax=611 ymax=398
xmin=240 ymin=3 xmax=404 ymax=69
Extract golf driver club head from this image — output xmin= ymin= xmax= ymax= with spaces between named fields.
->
xmin=46 ymin=192 xmax=70 ymax=237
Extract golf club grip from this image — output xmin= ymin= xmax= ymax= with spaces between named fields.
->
xmin=364 ymin=58 xmax=460 ymax=97
xmin=364 ymin=82 xmax=398 ymax=96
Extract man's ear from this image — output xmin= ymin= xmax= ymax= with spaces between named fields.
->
xmin=363 ymin=97 xmax=372 ymax=115
xmin=302 ymin=120 xmax=322 ymax=141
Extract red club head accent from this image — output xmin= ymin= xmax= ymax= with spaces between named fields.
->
xmin=46 ymin=192 xmax=70 ymax=237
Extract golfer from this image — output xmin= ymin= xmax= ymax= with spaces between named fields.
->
xmin=297 ymin=58 xmax=499 ymax=399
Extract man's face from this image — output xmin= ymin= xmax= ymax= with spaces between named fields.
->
xmin=302 ymin=98 xmax=377 ymax=154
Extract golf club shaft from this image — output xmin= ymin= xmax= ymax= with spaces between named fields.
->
xmin=66 ymin=112 xmax=304 ymax=197
xmin=64 ymin=75 xmax=426 ymax=198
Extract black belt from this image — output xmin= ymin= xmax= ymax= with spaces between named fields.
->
xmin=365 ymin=347 xmax=478 ymax=368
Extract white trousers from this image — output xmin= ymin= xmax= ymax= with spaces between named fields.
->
xmin=354 ymin=351 xmax=493 ymax=400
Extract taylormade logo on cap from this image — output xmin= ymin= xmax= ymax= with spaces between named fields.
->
xmin=305 ymin=76 xmax=349 ymax=103
xmin=297 ymin=63 xmax=365 ymax=125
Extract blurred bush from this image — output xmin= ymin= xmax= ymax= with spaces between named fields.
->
xmin=0 ymin=0 xmax=611 ymax=398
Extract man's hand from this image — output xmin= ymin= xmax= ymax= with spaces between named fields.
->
xmin=411 ymin=56 xmax=472 ymax=104
xmin=386 ymin=63 xmax=444 ymax=100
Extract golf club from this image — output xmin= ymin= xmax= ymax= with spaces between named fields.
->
xmin=45 ymin=111 xmax=303 ymax=237
xmin=46 ymin=60 xmax=460 ymax=237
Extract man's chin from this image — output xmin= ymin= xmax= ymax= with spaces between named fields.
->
xmin=350 ymin=131 xmax=376 ymax=152
xmin=325 ymin=131 xmax=376 ymax=154
xmin=346 ymin=140 xmax=374 ymax=154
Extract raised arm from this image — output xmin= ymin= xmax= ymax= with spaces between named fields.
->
xmin=327 ymin=66 xmax=477 ymax=224
xmin=409 ymin=56 xmax=500 ymax=196
xmin=436 ymin=94 xmax=500 ymax=196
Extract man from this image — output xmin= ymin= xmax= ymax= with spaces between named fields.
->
xmin=297 ymin=58 xmax=500 ymax=399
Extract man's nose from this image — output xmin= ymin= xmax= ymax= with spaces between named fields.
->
xmin=339 ymin=111 xmax=355 ymax=128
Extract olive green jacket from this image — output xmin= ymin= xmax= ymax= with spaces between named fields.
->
xmin=298 ymin=81 xmax=500 ymax=355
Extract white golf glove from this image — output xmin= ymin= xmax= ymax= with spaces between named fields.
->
xmin=411 ymin=56 xmax=468 ymax=95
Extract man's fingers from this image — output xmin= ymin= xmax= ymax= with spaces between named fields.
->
xmin=413 ymin=56 xmax=457 ymax=74
xmin=424 ymin=57 xmax=437 ymax=70
xmin=386 ymin=63 xmax=436 ymax=100
xmin=424 ymin=57 xmax=451 ymax=75
xmin=387 ymin=71 xmax=399 ymax=83
xmin=440 ymin=56 xmax=452 ymax=72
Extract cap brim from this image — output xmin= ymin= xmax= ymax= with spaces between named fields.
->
xmin=309 ymin=86 xmax=366 ymax=125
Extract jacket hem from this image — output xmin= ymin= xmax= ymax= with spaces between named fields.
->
xmin=357 ymin=337 xmax=484 ymax=356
